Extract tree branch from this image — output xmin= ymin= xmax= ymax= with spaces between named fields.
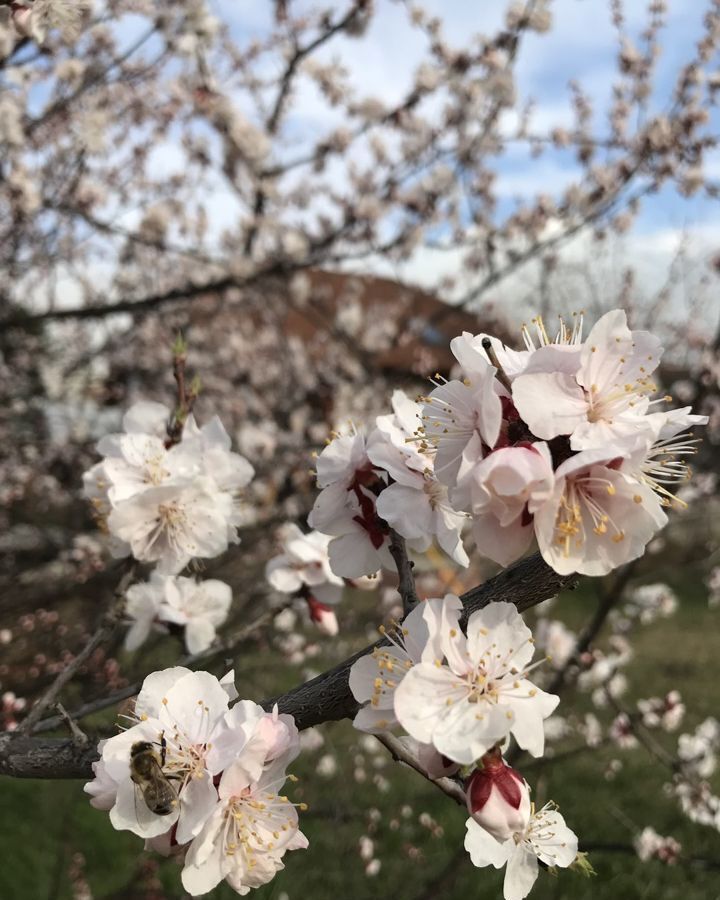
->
xmin=388 ymin=528 xmax=419 ymax=617
xmin=374 ymin=732 xmax=466 ymax=806
xmin=0 ymin=553 xmax=577 ymax=779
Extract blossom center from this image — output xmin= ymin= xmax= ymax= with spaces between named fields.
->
xmin=554 ymin=473 xmax=624 ymax=556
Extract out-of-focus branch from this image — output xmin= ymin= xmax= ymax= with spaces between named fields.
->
xmin=16 ymin=565 xmax=135 ymax=735
xmin=32 ymin=595 xmax=296 ymax=734
xmin=547 ymin=561 xmax=638 ymax=695
xmin=581 ymin=843 xmax=720 ymax=872
xmin=0 ymin=553 xmax=577 ymax=778
xmin=243 ymin=1 xmax=370 ymax=256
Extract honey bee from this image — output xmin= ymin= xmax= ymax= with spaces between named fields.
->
xmin=129 ymin=735 xmax=177 ymax=816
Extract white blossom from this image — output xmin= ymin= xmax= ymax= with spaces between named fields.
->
xmin=125 ymin=573 xmax=231 ymax=654
xmin=308 ymin=429 xmax=393 ymax=578
xmin=368 ymin=391 xmax=469 ymax=566
xmin=265 ymin=524 xmax=344 ymax=606
xmin=465 ymin=803 xmax=578 ymax=900
xmin=83 ymin=402 xmax=253 ymax=573
xmin=394 ymin=598 xmax=558 ymax=764
xmin=533 ymin=447 xmax=667 ymax=576
xmin=349 ymin=596 xmax=447 ymax=733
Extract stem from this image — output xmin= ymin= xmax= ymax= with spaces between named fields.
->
xmin=374 ymin=732 xmax=466 ymax=806
xmin=388 ymin=528 xmax=419 ymax=617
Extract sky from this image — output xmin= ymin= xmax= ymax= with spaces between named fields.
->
xmin=204 ymin=0 xmax=720 ymax=329
xmin=33 ymin=1 xmax=717 ymax=331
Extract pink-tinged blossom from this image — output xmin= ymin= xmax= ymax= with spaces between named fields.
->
xmin=512 ymin=310 xmax=663 ymax=451
xmin=609 ymin=713 xmax=638 ymax=749
xmin=465 ymin=750 xmax=531 ymax=842
xmin=634 ymin=827 xmax=681 ymax=864
xmin=85 ymin=670 xmax=306 ymax=898
xmin=453 ymin=439 xmax=554 ymax=567
xmin=180 ymin=757 xmax=308 ymax=896
xmin=637 ymin=692 xmax=685 ymax=732
xmin=465 ymin=802 xmax=578 ymax=900
xmin=11 ymin=0 xmax=88 ymax=43
xmin=265 ymin=524 xmax=344 ymax=607
xmin=306 ymin=596 xmax=339 ymax=635
xmin=348 ymin=596 xmax=447 ymax=733
xmin=394 ymin=599 xmax=558 ymax=764
xmin=533 ymin=447 xmax=667 ymax=577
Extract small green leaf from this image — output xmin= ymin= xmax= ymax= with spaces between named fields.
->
xmin=570 ymin=852 xmax=596 ymax=878
xmin=189 ymin=374 xmax=202 ymax=396
xmin=171 ymin=332 xmax=187 ymax=357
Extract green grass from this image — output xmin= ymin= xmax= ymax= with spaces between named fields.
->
xmin=2 ymin=578 xmax=719 ymax=900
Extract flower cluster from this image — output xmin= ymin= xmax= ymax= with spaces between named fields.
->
xmin=349 ymin=595 xmax=580 ymax=898
xmin=84 ymin=667 xmax=307 ymax=896
xmin=308 ymin=390 xmax=468 ymax=578
xmin=8 ymin=0 xmax=89 ymax=44
xmin=83 ymin=401 xmax=254 ymax=574
xmin=420 ymin=310 xmax=707 ymax=576
xmin=309 ymin=311 xmax=705 ymax=582
xmin=124 ymin=573 xmax=232 ymax=655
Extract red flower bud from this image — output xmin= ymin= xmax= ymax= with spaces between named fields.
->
xmin=306 ymin=596 xmax=339 ymax=636
xmin=465 ymin=748 xmax=530 ymax=841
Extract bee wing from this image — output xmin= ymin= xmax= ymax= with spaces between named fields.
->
xmin=142 ymin=757 xmax=178 ymax=816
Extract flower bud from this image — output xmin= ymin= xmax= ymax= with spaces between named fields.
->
xmin=465 ymin=749 xmax=531 ymax=842
xmin=306 ymin=596 xmax=339 ymax=636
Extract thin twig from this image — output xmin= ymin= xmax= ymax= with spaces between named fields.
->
xmin=55 ymin=703 xmax=89 ymax=747
xmin=17 ymin=564 xmax=135 ymax=734
xmin=374 ymin=732 xmax=466 ymax=807
xmin=388 ymin=528 xmax=419 ymax=617
xmin=33 ymin=595 xmax=296 ymax=733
